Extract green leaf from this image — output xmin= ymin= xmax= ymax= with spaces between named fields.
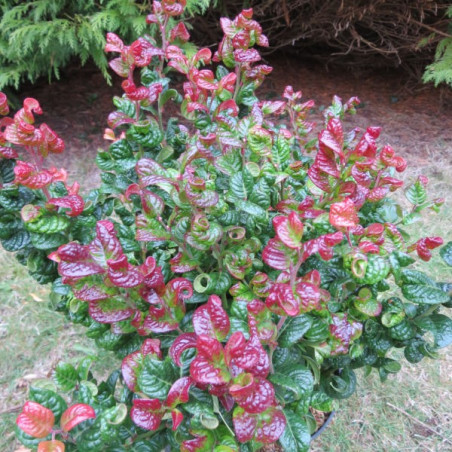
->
xmin=138 ymin=356 xmax=176 ymax=400
xmin=401 ymin=270 xmax=449 ymax=304
xmin=30 ymin=232 xmax=67 ymax=250
xmin=324 ymin=368 xmax=356 ymax=400
xmin=77 ymin=421 xmax=103 ymax=452
xmin=406 ymin=179 xmax=427 ymax=205
xmin=25 ymin=214 xmax=70 ymax=234
xmin=229 ymin=170 xmax=254 ymax=200
xmin=415 ymin=314 xmax=452 ymax=348
xmin=1 ymin=229 xmax=30 ymax=251
xmin=249 ymin=178 xmax=271 ymax=209
xmin=269 ymin=373 xmax=303 ymax=403
xmin=278 ymin=315 xmax=313 ymax=347
xmin=440 ymin=241 xmax=452 ymax=266
xmin=54 ymin=362 xmax=78 ymax=391
xmin=279 ymin=409 xmax=310 ymax=452
xmin=29 ymin=386 xmax=67 ymax=421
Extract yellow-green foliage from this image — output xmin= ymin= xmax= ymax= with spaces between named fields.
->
xmin=0 ymin=0 xmax=212 ymax=90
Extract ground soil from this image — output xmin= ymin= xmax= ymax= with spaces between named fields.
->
xmin=16 ymin=56 xmax=452 ymax=192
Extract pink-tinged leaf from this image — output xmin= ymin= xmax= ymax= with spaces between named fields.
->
xmin=53 ymin=243 xmax=105 ymax=279
xmin=190 ymin=335 xmax=230 ymax=385
xmin=107 ymin=255 xmax=143 ymax=288
xmin=238 ymin=321 xmax=270 ymax=378
xmin=170 ymin=22 xmax=190 ymax=42
xmin=130 ymin=399 xmax=163 ymax=431
xmin=255 ymin=406 xmax=286 ymax=444
xmin=16 ymin=401 xmax=54 ymax=438
xmin=90 ymin=221 xmax=123 ymax=264
xmin=136 ymin=158 xmax=176 ymax=188
xmin=122 ymin=339 xmax=161 ymax=391
xmin=122 ymin=350 xmax=144 ymax=391
xmin=273 ymin=212 xmax=304 ymax=249
xmin=295 ymin=282 xmax=322 ymax=313
xmin=105 ymin=33 xmax=124 ymax=53
xmin=37 ymin=440 xmax=65 ymax=452
xmin=233 ymin=407 xmax=257 ymax=443
xmin=367 ymin=186 xmax=389 ymax=202
xmin=319 ymin=118 xmax=344 ymax=161
xmin=190 ymin=355 xmax=230 ymax=385
xmin=166 ymin=377 xmax=193 ymax=408
xmin=136 ymin=214 xmax=171 ymax=242
xmin=329 ymin=198 xmax=359 ymax=229
xmin=107 ymin=111 xmax=135 ymax=129
xmin=234 ymin=48 xmax=261 ymax=63
xmin=193 ymin=295 xmax=230 ymax=341
xmin=60 ymin=404 xmax=95 ymax=432
xmin=413 ymin=236 xmax=443 ymax=262
xmin=170 ymin=252 xmax=199 ymax=273
xmin=109 ymin=57 xmax=129 ymax=78
xmin=89 ymin=298 xmax=133 ymax=324
xmin=195 ymin=69 xmax=218 ymax=90
xmin=266 ymin=283 xmax=300 ymax=316
xmin=14 ymin=161 xmax=53 ymax=189
xmin=329 ymin=314 xmax=363 ymax=355
xmin=48 ymin=194 xmax=84 ymax=217
xmin=307 ymin=164 xmax=333 ymax=193
xmin=234 ymin=378 xmax=275 ymax=414
xmin=229 ymin=373 xmax=256 ymax=399
xmin=171 ymin=409 xmax=184 ymax=430
xmin=193 ymin=47 xmax=212 ymax=65
xmin=262 ymin=238 xmax=297 ymax=270
xmin=143 ymin=306 xmax=179 ymax=333
xmin=72 ymin=284 xmax=109 ymax=302
xmin=0 ymin=92 xmax=9 ymax=115
xmin=181 ymin=433 xmax=209 ymax=452
xmin=0 ymin=146 xmax=18 ymax=159
xmin=169 ymin=333 xmax=198 ymax=366
xmin=217 ymin=99 xmax=239 ymax=117
xmin=185 ymin=179 xmax=219 ymax=208
xmin=224 ymin=331 xmax=247 ymax=366
xmin=358 ymin=241 xmax=380 ymax=254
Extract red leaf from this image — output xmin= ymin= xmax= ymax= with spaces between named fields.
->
xmin=61 ymin=404 xmax=95 ymax=432
xmin=48 ymin=194 xmax=84 ymax=217
xmin=166 ymin=377 xmax=193 ymax=408
xmin=329 ymin=314 xmax=363 ymax=355
xmin=319 ymin=118 xmax=344 ymax=162
xmin=169 ymin=333 xmax=198 ymax=366
xmin=234 ymin=378 xmax=275 ymax=414
xmin=105 ymin=33 xmax=124 ymax=53
xmin=130 ymin=399 xmax=163 ymax=431
xmin=233 ymin=407 xmax=258 ymax=443
xmin=170 ymin=22 xmax=190 ymax=42
xmin=229 ymin=373 xmax=256 ymax=399
xmin=89 ymin=298 xmax=133 ymax=323
xmin=329 ymin=198 xmax=359 ymax=229
xmin=234 ymin=48 xmax=261 ymax=63
xmin=37 ymin=440 xmax=65 ymax=452
xmin=255 ymin=406 xmax=286 ymax=443
xmin=181 ymin=434 xmax=209 ymax=452
xmin=266 ymin=283 xmax=300 ymax=316
xmin=193 ymin=295 xmax=230 ymax=341
xmin=170 ymin=252 xmax=198 ymax=273
xmin=262 ymin=238 xmax=297 ymax=270
xmin=171 ymin=409 xmax=184 ymax=430
xmin=53 ymin=243 xmax=105 ymax=279
xmin=16 ymin=401 xmax=54 ymax=438
xmin=107 ymin=255 xmax=144 ymax=288
xmin=190 ymin=354 xmax=230 ymax=385
xmin=0 ymin=91 xmax=9 ymax=115
xmin=273 ymin=212 xmax=304 ymax=249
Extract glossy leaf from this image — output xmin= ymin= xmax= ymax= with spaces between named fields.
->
xmin=16 ymin=402 xmax=54 ymax=438
xmin=37 ymin=440 xmax=65 ymax=452
xmin=278 ymin=409 xmax=310 ymax=452
xmin=401 ymin=270 xmax=449 ymax=304
xmin=61 ymin=404 xmax=96 ymax=432
xmin=193 ymin=295 xmax=230 ymax=341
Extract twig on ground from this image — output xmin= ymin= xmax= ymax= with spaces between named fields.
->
xmin=0 ymin=404 xmax=22 ymax=415
xmin=386 ymin=402 xmax=452 ymax=446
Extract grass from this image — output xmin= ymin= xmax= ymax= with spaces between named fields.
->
xmin=0 ymin=250 xmax=117 ymax=451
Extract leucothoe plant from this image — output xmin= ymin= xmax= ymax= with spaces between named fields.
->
xmin=0 ymin=1 xmax=451 ymax=451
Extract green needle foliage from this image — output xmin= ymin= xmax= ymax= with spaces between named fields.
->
xmin=0 ymin=0 xmax=212 ymax=90
xmin=423 ymin=7 xmax=452 ymax=88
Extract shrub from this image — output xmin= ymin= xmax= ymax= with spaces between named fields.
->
xmin=1 ymin=1 xmax=451 ymax=451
